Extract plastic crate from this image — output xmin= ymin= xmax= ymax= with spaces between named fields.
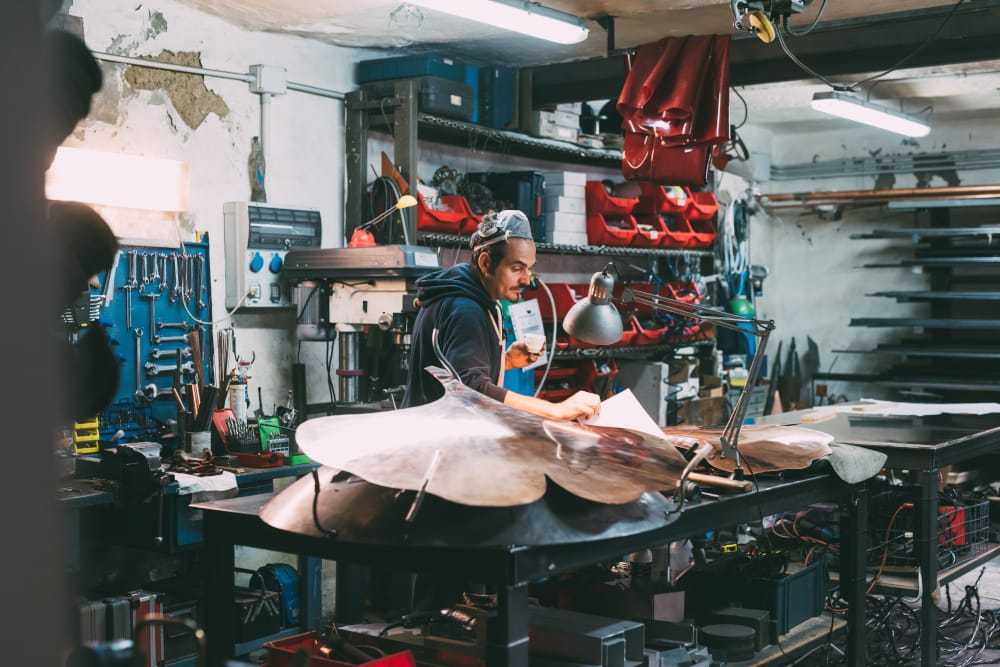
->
xmin=266 ymin=632 xmax=416 ymax=667
xmin=522 ymin=283 xmax=582 ymax=321
xmin=586 ymin=181 xmax=639 ymax=216
xmin=587 ymin=213 xmax=638 ymax=246
xmin=740 ymin=559 xmax=826 ymax=635
xmin=689 ymin=217 xmax=717 ymax=248
xmin=634 ymin=183 xmax=689 ymax=215
xmin=357 ymin=54 xmax=469 ymax=84
xmin=685 ymin=190 xmax=719 ymax=221
xmin=632 ymin=215 xmax=670 ymax=247
xmin=659 ymin=213 xmax=699 ymax=248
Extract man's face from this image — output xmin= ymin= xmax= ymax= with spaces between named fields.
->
xmin=480 ymin=238 xmax=537 ymax=302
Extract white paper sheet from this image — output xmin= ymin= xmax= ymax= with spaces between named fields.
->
xmin=584 ymin=389 xmax=664 ymax=439
xmin=838 ymin=399 xmax=1000 ymax=418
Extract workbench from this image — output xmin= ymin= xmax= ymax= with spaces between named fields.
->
xmin=195 ymin=472 xmax=869 ymax=666
xmin=761 ymin=407 xmax=1000 ymax=667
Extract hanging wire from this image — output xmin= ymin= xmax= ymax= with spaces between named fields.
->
xmin=771 ymin=0 xmax=966 ymax=93
xmin=784 ymin=0 xmax=829 ymax=37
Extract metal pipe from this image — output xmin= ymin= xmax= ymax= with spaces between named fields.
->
xmin=764 ymin=184 xmax=1000 ymax=204
xmin=288 ymin=81 xmax=345 ymax=100
xmin=259 ymin=92 xmax=271 ymax=175
xmin=93 ymin=51 xmax=252 ymax=82
xmin=92 ymin=51 xmax=346 ymax=100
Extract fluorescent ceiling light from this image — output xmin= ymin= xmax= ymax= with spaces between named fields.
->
xmin=46 ymin=147 xmax=190 ymax=211
xmin=811 ymin=91 xmax=930 ymax=138
xmin=407 ymin=0 xmax=589 ymax=44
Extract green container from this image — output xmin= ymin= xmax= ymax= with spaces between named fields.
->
xmin=740 ymin=559 xmax=826 ymax=635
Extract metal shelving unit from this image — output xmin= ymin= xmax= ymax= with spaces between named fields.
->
xmin=346 ymin=81 xmax=623 ymax=240
xmin=821 ymin=204 xmax=1000 ymax=398
xmin=418 ymin=232 xmax=714 ymax=258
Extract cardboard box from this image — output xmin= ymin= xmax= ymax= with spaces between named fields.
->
xmin=541 ymin=170 xmax=588 ymax=186
xmin=551 ymin=108 xmax=580 ymax=128
xmin=545 ymin=230 xmax=589 ymax=245
xmin=545 ymin=183 xmax=586 ymax=199
xmin=544 ymin=211 xmax=587 ymax=232
xmin=543 ymin=195 xmax=586 ymax=215
xmin=526 ymin=111 xmax=579 ymax=143
xmin=556 ymin=102 xmax=583 ymax=114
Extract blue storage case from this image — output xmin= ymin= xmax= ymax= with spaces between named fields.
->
xmin=479 ymin=66 xmax=517 ymax=129
xmin=357 ymin=54 xmax=469 ymax=84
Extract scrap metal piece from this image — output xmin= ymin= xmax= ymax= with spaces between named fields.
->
xmin=295 ymin=366 xmax=690 ymax=507
xmin=662 ymin=424 xmax=834 ymax=474
xmin=260 ymin=468 xmax=674 ymax=546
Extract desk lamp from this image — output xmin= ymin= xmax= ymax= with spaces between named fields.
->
xmin=564 ymin=263 xmax=775 ymax=473
xmin=348 ymin=194 xmax=418 ymax=248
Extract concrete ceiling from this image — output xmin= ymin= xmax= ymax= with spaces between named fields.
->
xmin=175 ymin=0 xmax=959 ymax=66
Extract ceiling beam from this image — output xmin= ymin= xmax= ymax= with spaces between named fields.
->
xmin=528 ymin=1 xmax=1000 ymax=106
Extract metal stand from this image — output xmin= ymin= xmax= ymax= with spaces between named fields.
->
xmin=841 ymin=484 xmax=869 ymax=666
xmin=337 ymin=329 xmax=362 ymax=404
xmin=918 ymin=469 xmax=940 ymax=667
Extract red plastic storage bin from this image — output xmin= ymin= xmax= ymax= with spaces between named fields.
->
xmin=266 ymin=632 xmax=416 ymax=667
xmin=633 ymin=317 xmax=671 ymax=345
xmin=442 ymin=194 xmax=483 ymax=235
xmin=586 ymin=181 xmax=639 ymax=216
xmin=685 ymin=189 xmax=719 ymax=221
xmin=633 ymin=215 xmax=670 ymax=247
xmin=522 ymin=283 xmax=584 ymax=322
xmin=417 ymin=192 xmax=478 ymax=234
xmin=659 ymin=213 xmax=699 ymax=248
xmin=634 ymin=183 xmax=690 ymax=215
xmin=688 ymin=217 xmax=717 ymax=248
xmin=587 ymin=214 xmax=638 ymax=246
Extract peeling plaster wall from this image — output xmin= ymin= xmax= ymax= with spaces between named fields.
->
xmin=749 ymin=119 xmax=1000 ymax=401
xmin=66 ymin=0 xmax=377 ymax=610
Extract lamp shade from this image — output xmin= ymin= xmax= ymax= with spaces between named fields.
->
xmin=563 ymin=271 xmax=624 ymax=346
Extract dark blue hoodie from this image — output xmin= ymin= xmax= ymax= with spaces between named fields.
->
xmin=403 ymin=263 xmax=507 ymax=408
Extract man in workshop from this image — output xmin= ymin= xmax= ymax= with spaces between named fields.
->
xmin=404 ymin=210 xmax=601 ymax=421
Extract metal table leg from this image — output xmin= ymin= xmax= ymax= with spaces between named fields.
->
xmin=299 ymin=555 xmax=323 ymax=631
xmin=842 ymin=483 xmax=868 ymax=666
xmin=487 ymin=585 xmax=529 ymax=667
xmin=919 ymin=469 xmax=939 ymax=667
xmin=203 ymin=513 xmax=236 ymax=664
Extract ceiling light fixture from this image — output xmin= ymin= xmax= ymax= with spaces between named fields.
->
xmin=407 ymin=0 xmax=589 ymax=44
xmin=811 ymin=90 xmax=930 ymax=138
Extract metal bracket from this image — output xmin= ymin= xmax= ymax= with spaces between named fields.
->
xmin=596 ymin=15 xmax=615 ymax=56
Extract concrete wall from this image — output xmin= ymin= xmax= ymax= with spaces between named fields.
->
xmin=746 ymin=118 xmax=1000 ymax=401
xmin=66 ymin=0 xmax=378 ymax=615
xmin=68 ymin=0 xmax=369 ymax=420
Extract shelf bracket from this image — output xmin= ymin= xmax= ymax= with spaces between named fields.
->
xmin=596 ymin=15 xmax=615 ymax=57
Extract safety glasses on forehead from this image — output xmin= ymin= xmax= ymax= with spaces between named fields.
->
xmin=472 ymin=212 xmax=526 ymax=253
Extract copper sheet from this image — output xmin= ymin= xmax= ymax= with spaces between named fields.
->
xmin=260 ymin=468 xmax=675 ymax=546
xmin=662 ymin=424 xmax=834 ymax=474
xmin=296 ymin=367 xmax=690 ymax=507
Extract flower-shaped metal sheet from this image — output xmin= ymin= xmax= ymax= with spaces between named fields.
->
xmin=295 ymin=367 xmax=690 ymax=507
xmin=259 ymin=469 xmax=675 ymax=546
xmin=662 ymin=424 xmax=835 ymax=474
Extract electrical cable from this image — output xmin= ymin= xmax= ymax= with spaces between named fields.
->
xmin=784 ymin=0 xmax=828 ymax=37
xmin=853 ymin=0 xmax=966 ymax=90
xmin=732 ymin=86 xmax=749 ymax=130
xmin=772 ymin=0 xmax=967 ymax=94
xmin=172 ymin=217 xmax=251 ymax=326
xmin=311 ymin=469 xmax=337 ymax=537
xmin=533 ymin=277 xmax=558 ymax=398
xmin=774 ymin=18 xmax=846 ymax=89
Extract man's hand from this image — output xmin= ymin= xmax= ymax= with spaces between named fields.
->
xmin=506 ymin=338 xmax=545 ymax=369
xmin=551 ymin=391 xmax=602 ymax=421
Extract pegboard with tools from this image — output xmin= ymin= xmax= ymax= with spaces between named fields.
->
xmin=96 ymin=240 xmax=214 ymax=441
